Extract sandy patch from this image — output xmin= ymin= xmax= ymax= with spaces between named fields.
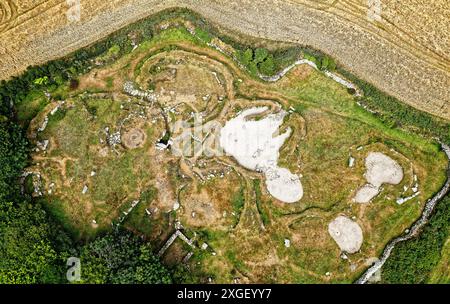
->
xmin=354 ymin=152 xmax=403 ymax=203
xmin=328 ymin=216 xmax=363 ymax=254
xmin=219 ymin=107 xmax=303 ymax=203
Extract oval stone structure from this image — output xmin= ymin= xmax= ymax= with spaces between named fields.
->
xmin=328 ymin=216 xmax=363 ymax=254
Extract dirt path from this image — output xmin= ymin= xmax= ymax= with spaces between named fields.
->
xmin=0 ymin=0 xmax=448 ymax=119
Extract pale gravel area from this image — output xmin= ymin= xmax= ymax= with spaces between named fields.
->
xmin=219 ymin=107 xmax=303 ymax=203
xmin=0 ymin=0 xmax=448 ymax=119
xmin=328 ymin=216 xmax=363 ymax=254
xmin=354 ymin=152 xmax=403 ymax=203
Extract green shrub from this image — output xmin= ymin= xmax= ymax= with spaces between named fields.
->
xmin=0 ymin=201 xmax=73 ymax=283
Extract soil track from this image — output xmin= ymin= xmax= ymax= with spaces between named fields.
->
xmin=0 ymin=0 xmax=449 ymax=120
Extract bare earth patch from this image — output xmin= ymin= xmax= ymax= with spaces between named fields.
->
xmin=354 ymin=184 xmax=379 ymax=204
xmin=365 ymin=152 xmax=404 ymax=187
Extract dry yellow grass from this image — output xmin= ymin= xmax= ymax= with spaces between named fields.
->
xmin=0 ymin=0 xmax=449 ymax=119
